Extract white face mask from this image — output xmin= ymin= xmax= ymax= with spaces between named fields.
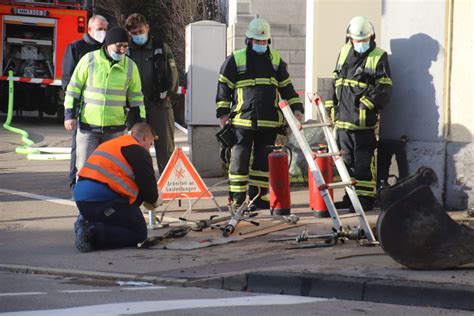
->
xmin=92 ymin=30 xmax=106 ymax=43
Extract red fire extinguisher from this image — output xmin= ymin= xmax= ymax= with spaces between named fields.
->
xmin=269 ymin=146 xmax=292 ymax=216
xmin=309 ymin=145 xmax=333 ymax=217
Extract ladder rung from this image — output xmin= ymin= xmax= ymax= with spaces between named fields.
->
xmin=339 ymin=213 xmax=363 ymax=219
xmin=315 ymin=152 xmax=340 ymax=158
xmin=319 ymin=181 xmax=354 ymax=190
xmin=302 ymin=122 xmax=332 ymax=129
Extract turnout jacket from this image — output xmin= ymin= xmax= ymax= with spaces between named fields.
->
xmin=61 ymin=33 xmax=102 ymax=91
xmin=64 ymin=47 xmax=145 ymax=133
xmin=216 ymin=47 xmax=303 ymax=130
xmin=127 ymin=37 xmax=179 ymax=102
xmin=78 ymin=135 xmax=158 ymax=205
xmin=325 ymin=43 xmax=392 ymax=130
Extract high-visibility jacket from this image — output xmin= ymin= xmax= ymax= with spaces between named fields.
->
xmin=78 ymin=135 xmax=140 ymax=204
xmin=325 ymin=43 xmax=392 ymax=130
xmin=216 ymin=47 xmax=303 ymax=130
xmin=64 ymin=48 xmax=145 ymax=133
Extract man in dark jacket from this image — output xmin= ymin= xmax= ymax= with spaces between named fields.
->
xmin=62 ymin=15 xmax=108 ymax=190
xmin=73 ymin=122 xmax=162 ymax=252
xmin=216 ymin=18 xmax=304 ymax=211
xmin=325 ymin=16 xmax=392 ymax=211
xmin=125 ymin=13 xmax=179 ymax=174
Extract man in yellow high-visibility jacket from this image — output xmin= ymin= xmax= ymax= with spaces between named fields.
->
xmin=64 ymin=26 xmax=145 ymax=177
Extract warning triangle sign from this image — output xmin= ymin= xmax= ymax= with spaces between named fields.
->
xmin=158 ymin=147 xmax=212 ymax=200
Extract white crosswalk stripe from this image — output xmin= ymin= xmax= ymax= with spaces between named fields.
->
xmin=0 ymin=295 xmax=328 ymax=315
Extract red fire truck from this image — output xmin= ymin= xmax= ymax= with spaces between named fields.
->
xmin=0 ymin=0 xmax=88 ymax=118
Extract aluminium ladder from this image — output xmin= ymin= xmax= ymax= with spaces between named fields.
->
xmin=278 ymin=95 xmax=377 ymax=244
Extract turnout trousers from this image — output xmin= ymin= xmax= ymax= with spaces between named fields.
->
xmin=228 ymin=128 xmax=277 ymax=206
xmin=337 ymin=129 xmax=377 ymax=201
xmin=76 ymin=197 xmax=147 ymax=249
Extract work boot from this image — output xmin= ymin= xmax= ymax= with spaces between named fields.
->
xmin=350 ymin=196 xmax=375 ymax=213
xmin=249 ymin=195 xmax=270 ymax=210
xmin=334 ymin=194 xmax=351 ymax=209
xmin=74 ymin=218 xmax=96 ymax=253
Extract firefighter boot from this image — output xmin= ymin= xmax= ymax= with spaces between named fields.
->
xmin=334 ymin=194 xmax=351 ymax=209
xmin=248 ymin=186 xmax=270 ymax=210
xmin=350 ymin=196 xmax=375 ymax=213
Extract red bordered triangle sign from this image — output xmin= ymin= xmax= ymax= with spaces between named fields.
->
xmin=157 ymin=147 xmax=212 ymax=200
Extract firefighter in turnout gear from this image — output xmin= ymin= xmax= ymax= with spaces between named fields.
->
xmin=325 ymin=16 xmax=392 ymax=211
xmin=216 ymin=18 xmax=304 ymax=209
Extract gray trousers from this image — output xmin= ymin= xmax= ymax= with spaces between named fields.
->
xmin=75 ymin=129 xmax=124 ymax=174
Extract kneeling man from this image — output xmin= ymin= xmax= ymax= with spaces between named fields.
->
xmin=73 ymin=122 xmax=161 ymax=252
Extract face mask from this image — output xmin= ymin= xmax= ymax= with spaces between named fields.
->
xmin=132 ymin=33 xmax=148 ymax=45
xmin=92 ymin=30 xmax=106 ymax=43
xmin=252 ymin=43 xmax=267 ymax=54
xmin=110 ymin=50 xmax=125 ymax=61
xmin=353 ymin=42 xmax=370 ymax=54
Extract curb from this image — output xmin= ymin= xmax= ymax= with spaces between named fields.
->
xmin=2 ymin=264 xmax=473 ymax=311
xmin=0 ymin=264 xmax=187 ymax=287
xmin=187 ymin=271 xmax=474 ymax=311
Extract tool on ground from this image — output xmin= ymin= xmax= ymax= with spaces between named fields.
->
xmin=278 ymin=95 xmax=377 ymax=244
xmin=377 ymin=166 xmax=474 ymax=270
xmin=180 ymin=214 xmax=233 ymax=231
xmin=222 ymin=194 xmax=261 ymax=237
xmin=268 ymin=145 xmax=292 ymax=215
xmin=137 ymin=225 xmax=191 ymax=249
xmin=238 ymin=214 xmax=300 ymax=236
xmin=269 ymin=226 xmax=365 ymax=246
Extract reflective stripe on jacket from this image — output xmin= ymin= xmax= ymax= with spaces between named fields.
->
xmin=78 ymin=135 xmax=139 ymax=204
xmin=64 ymin=49 xmax=145 ymax=132
xmin=216 ymin=47 xmax=303 ymax=130
xmin=324 ymin=43 xmax=392 ymax=130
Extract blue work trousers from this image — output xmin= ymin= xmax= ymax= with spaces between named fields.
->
xmin=76 ymin=197 xmax=147 ymax=249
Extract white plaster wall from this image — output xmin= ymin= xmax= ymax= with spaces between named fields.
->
xmin=449 ymin=0 xmax=473 ymax=143
xmin=379 ymin=0 xmax=447 ymax=203
xmin=305 ymin=0 xmax=381 ymax=119
xmin=379 ymin=0 xmax=446 ymax=142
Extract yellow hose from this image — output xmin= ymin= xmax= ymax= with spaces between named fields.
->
xmin=2 ymin=71 xmax=70 ymax=160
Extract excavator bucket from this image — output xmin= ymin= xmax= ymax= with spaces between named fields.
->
xmin=377 ymin=167 xmax=474 ymax=270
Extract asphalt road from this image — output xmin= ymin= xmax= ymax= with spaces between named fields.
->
xmin=1 ymin=271 xmax=471 ymax=316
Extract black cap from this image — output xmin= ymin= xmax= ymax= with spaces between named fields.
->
xmin=104 ymin=26 xmax=129 ymax=46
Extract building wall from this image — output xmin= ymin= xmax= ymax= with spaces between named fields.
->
xmin=227 ymin=0 xmax=306 ymax=91
xmin=306 ymin=0 xmax=381 ymax=119
xmin=379 ymin=0 xmax=447 ymax=202
xmin=444 ymin=0 xmax=473 ymax=209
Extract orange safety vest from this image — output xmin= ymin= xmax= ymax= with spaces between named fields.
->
xmin=78 ymin=135 xmax=139 ymax=204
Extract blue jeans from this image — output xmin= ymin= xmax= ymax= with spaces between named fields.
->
xmin=76 ymin=197 xmax=147 ymax=249
xmin=75 ymin=129 xmax=124 ymax=174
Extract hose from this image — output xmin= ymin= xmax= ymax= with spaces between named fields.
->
xmin=2 ymin=71 xmax=71 ymax=161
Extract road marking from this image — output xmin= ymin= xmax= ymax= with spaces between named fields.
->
xmin=0 ymin=188 xmax=75 ymax=207
xmin=122 ymin=286 xmax=167 ymax=291
xmin=0 ymin=295 xmax=328 ymax=315
xmin=0 ymin=292 xmax=46 ymax=297
xmin=58 ymin=290 xmax=110 ymax=293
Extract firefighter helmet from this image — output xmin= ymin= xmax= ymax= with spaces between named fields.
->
xmin=347 ymin=16 xmax=374 ymax=40
xmin=245 ymin=18 xmax=271 ymax=40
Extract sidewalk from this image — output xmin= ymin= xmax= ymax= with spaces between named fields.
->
xmin=0 ymin=120 xmax=473 ymax=311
